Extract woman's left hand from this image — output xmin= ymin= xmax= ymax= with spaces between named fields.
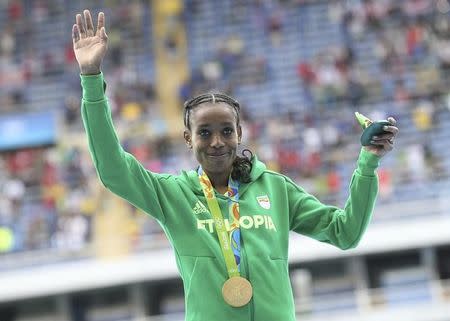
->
xmin=363 ymin=117 xmax=398 ymax=158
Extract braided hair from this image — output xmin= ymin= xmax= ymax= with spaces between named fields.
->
xmin=183 ymin=92 xmax=253 ymax=183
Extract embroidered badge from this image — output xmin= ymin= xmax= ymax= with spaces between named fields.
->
xmin=256 ymin=195 xmax=271 ymax=210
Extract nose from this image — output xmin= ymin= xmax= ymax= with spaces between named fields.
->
xmin=210 ymin=133 xmax=225 ymax=148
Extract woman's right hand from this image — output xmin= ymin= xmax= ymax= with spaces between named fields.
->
xmin=72 ymin=10 xmax=108 ymax=75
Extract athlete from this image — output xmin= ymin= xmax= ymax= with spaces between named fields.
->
xmin=72 ymin=10 xmax=398 ymax=321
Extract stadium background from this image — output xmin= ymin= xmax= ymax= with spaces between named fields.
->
xmin=0 ymin=0 xmax=450 ymax=320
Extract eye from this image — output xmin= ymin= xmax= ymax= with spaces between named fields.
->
xmin=198 ymin=129 xmax=210 ymax=137
xmin=223 ymin=127 xmax=234 ymax=136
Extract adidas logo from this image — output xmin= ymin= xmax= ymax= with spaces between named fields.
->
xmin=193 ymin=201 xmax=209 ymax=215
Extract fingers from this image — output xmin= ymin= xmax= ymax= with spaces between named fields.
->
xmin=100 ymin=26 xmax=108 ymax=41
xmin=372 ymin=117 xmax=398 ymax=151
xmin=97 ymin=12 xmax=105 ymax=35
xmin=75 ymin=10 xmax=99 ymax=39
xmin=382 ymin=117 xmax=399 ymax=137
xmin=387 ymin=116 xmax=397 ymax=125
xmin=372 ymin=129 xmax=397 ymax=147
xmin=76 ymin=13 xmax=86 ymax=39
xmin=383 ymin=124 xmax=398 ymax=133
xmin=372 ymin=134 xmax=394 ymax=142
xmin=365 ymin=117 xmax=398 ymax=156
xmin=372 ymin=134 xmax=395 ymax=144
xmin=84 ymin=10 xmax=95 ymax=37
xmin=72 ymin=24 xmax=80 ymax=43
xmin=370 ymin=138 xmax=394 ymax=151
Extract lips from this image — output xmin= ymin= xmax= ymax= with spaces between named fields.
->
xmin=208 ymin=153 xmax=228 ymax=157
xmin=207 ymin=151 xmax=229 ymax=158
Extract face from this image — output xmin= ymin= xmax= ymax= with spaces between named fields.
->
xmin=184 ymin=103 xmax=242 ymax=177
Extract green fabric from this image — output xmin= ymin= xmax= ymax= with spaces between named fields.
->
xmin=80 ymin=73 xmax=380 ymax=321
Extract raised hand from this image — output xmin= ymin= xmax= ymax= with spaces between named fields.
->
xmin=72 ymin=10 xmax=108 ymax=75
xmin=363 ymin=117 xmax=399 ymax=158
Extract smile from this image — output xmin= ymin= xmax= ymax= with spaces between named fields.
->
xmin=207 ymin=153 xmax=229 ymax=158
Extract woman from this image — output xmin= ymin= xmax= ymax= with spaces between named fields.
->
xmin=72 ymin=10 xmax=398 ymax=321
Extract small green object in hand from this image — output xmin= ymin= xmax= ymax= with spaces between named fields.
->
xmin=355 ymin=112 xmax=391 ymax=146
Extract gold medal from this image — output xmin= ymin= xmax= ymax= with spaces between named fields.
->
xmin=222 ymin=276 xmax=253 ymax=307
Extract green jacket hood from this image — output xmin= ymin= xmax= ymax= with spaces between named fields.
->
xmin=180 ymin=155 xmax=267 ymax=197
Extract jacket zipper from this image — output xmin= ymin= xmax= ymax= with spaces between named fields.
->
xmin=240 ymin=242 xmax=254 ymax=320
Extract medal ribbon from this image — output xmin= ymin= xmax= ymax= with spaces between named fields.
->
xmin=198 ymin=167 xmax=241 ymax=278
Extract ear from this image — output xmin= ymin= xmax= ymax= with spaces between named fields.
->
xmin=237 ymin=125 xmax=242 ymax=144
xmin=184 ymin=130 xmax=192 ymax=149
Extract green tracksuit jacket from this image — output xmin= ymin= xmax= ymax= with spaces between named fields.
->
xmin=80 ymin=73 xmax=380 ymax=321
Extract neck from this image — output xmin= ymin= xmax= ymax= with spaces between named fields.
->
xmin=205 ymin=169 xmax=230 ymax=193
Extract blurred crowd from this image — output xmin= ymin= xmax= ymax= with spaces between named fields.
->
xmin=0 ymin=0 xmax=161 ymax=255
xmin=179 ymin=0 xmax=448 ymax=197
xmin=0 ymin=0 xmax=449 ymax=256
